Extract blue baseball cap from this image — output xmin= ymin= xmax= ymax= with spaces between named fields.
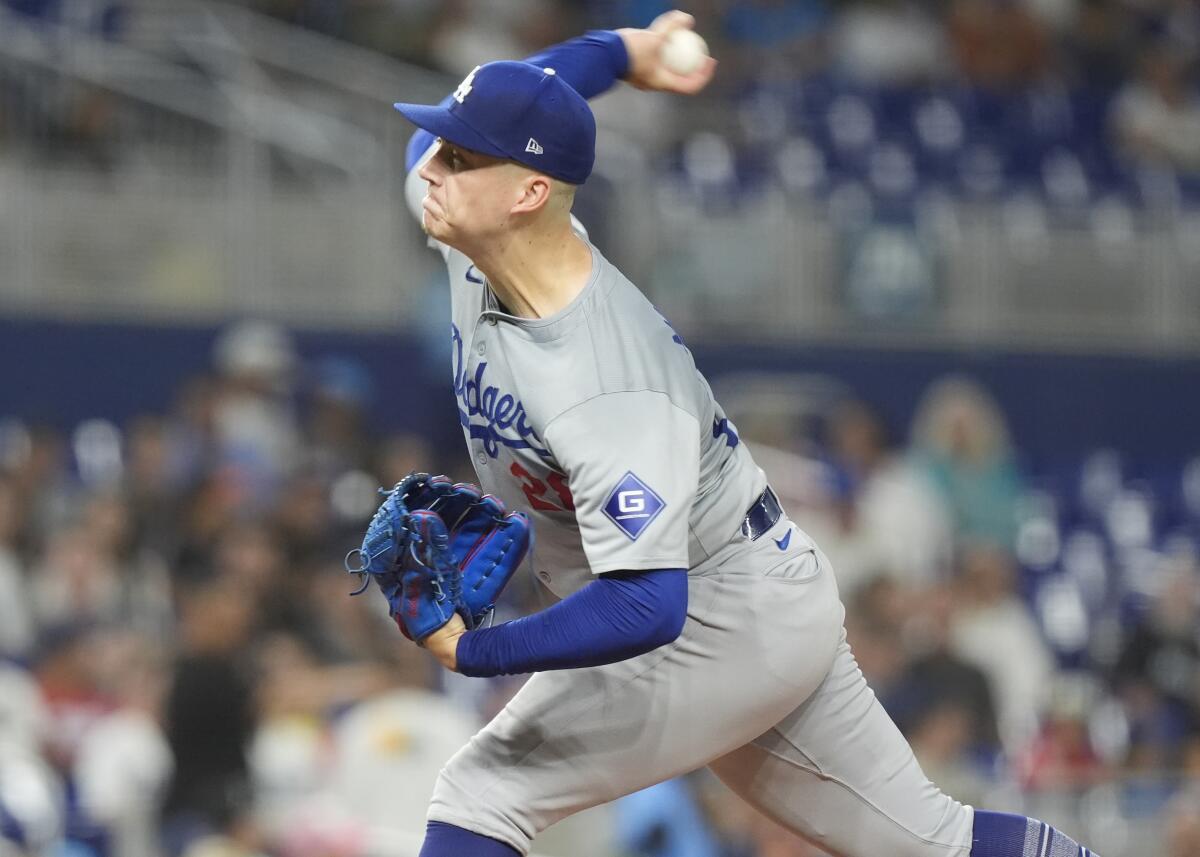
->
xmin=394 ymin=61 xmax=596 ymax=185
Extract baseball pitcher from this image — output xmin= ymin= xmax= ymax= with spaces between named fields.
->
xmin=354 ymin=11 xmax=1103 ymax=857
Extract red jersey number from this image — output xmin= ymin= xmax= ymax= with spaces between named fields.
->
xmin=510 ymin=462 xmax=575 ymax=512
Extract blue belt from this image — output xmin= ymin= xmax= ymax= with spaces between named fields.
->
xmin=741 ymin=486 xmax=782 ymax=541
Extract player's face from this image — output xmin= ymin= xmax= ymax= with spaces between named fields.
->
xmin=417 ymin=139 xmax=528 ymax=249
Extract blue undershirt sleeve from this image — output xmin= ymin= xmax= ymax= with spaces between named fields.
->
xmin=522 ymin=30 xmax=630 ymax=101
xmin=455 ymin=568 xmax=688 ymax=677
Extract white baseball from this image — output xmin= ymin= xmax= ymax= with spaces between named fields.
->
xmin=660 ymin=29 xmax=709 ymax=76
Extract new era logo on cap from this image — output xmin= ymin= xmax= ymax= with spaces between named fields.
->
xmin=602 ymin=472 xmax=666 ymax=541
xmin=525 ymin=138 xmax=543 ymax=155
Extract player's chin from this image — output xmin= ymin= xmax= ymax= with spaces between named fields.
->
xmin=421 ymin=207 xmax=449 ymax=239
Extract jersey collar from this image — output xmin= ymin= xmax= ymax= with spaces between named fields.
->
xmin=480 ymin=243 xmax=606 ymax=342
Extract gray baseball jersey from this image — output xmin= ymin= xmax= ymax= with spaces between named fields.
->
xmin=405 ymin=151 xmax=975 ymax=857
xmin=407 ymin=157 xmax=772 ymax=597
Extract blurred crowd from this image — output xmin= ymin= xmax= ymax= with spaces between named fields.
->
xmin=0 ymin=319 xmax=1197 ymax=857
xmin=2 ymin=2 xmax=1200 ymax=856
xmin=172 ymin=0 xmax=1200 ymax=202
xmin=5 ymin=0 xmax=1200 ymax=204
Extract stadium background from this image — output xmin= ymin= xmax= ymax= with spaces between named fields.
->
xmin=2 ymin=0 xmax=1200 ymax=855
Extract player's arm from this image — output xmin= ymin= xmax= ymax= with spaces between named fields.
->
xmin=427 ymin=567 xmax=688 ymax=676
xmin=403 ymin=10 xmax=715 ymax=181
xmin=426 ymin=391 xmax=700 ymax=675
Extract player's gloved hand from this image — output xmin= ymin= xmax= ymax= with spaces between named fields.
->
xmin=346 ymin=472 xmax=533 ymax=641
xmin=410 ymin=478 xmax=533 ymax=630
xmin=618 ymin=11 xmax=716 ymax=95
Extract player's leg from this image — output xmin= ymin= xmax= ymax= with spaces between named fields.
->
xmin=709 ymin=555 xmax=1101 ymax=857
xmin=709 ymin=624 xmax=974 ymax=857
xmin=422 ymin=548 xmax=847 ymax=856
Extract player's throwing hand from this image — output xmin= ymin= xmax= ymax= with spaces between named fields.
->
xmin=618 ymin=11 xmax=717 ymax=95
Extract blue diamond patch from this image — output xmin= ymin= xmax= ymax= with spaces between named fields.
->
xmin=602 ymin=472 xmax=666 ymax=541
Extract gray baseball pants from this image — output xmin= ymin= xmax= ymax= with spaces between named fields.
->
xmin=427 ymin=521 xmax=975 ymax=857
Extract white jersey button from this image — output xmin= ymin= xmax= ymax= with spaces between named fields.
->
xmin=476 ymin=452 xmax=488 ymax=466
xmin=476 ymin=342 xmax=486 ymax=355
xmin=537 ymin=570 xmax=551 ymax=582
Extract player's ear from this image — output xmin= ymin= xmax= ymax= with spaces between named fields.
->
xmin=510 ymin=173 xmax=553 ymax=216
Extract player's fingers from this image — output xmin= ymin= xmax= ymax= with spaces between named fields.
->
xmin=649 ymin=9 xmax=695 ymax=34
xmin=657 ymin=56 xmax=718 ymax=95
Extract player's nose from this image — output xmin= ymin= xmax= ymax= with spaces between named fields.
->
xmin=418 ymin=145 xmax=444 ymax=185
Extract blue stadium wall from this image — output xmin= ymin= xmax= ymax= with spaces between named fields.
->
xmin=2 ymin=318 xmax=1198 ymax=473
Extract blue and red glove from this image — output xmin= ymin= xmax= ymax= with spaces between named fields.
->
xmin=347 ymin=472 xmax=533 ymax=641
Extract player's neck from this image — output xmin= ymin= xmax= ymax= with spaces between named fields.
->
xmin=471 ymin=224 xmax=592 ymax=319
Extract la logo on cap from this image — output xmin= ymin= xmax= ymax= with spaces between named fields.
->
xmin=525 ymin=138 xmax=544 ymax=155
xmin=453 ymin=66 xmax=479 ymax=104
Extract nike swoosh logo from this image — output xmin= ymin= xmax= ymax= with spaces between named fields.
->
xmin=774 ymin=529 xmax=792 ymax=551
xmin=465 ymin=265 xmax=483 ymax=284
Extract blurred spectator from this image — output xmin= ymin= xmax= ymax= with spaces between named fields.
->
xmin=29 ymin=521 xmax=125 ymax=642
xmin=1112 ymin=565 xmax=1200 ymax=769
xmin=905 ymin=700 xmax=990 ymax=807
xmin=827 ymin=399 xmax=953 ymax=589
xmin=0 ymin=661 xmax=47 ymax=757
xmin=74 ymin=632 xmax=173 ymax=857
xmin=949 ymin=545 xmax=1055 ymax=753
xmin=1111 ymin=45 xmax=1200 ymax=175
xmin=613 ymin=776 xmax=723 ymax=857
xmin=890 ymin=585 xmax=1002 ymax=758
xmin=6 ymin=423 xmax=71 ymax=549
xmin=125 ymin=414 xmax=189 ymax=562
xmin=831 ymin=0 xmax=948 ymax=85
xmin=373 ymin=431 xmax=437 ymax=487
xmin=164 ymin=377 xmax=221 ymax=493
xmin=304 ymin=357 xmax=376 ymax=479
xmin=211 ymin=321 xmax=303 ymax=510
xmin=322 ymin=687 xmax=481 ymax=842
xmin=428 ymin=0 xmax=572 ymax=76
xmin=211 ymin=522 xmax=297 ymax=633
xmin=175 ymin=469 xmax=247 ymax=583
xmin=947 ymin=0 xmax=1050 ymax=90
xmin=844 ymin=577 xmax=912 ymax=698
xmin=0 ymin=751 xmax=63 ymax=855
xmin=1167 ymin=787 xmax=1200 ymax=857
xmin=162 ymin=578 xmax=259 ymax=855
xmin=912 ymin=376 xmax=1024 ymax=552
xmin=29 ymin=491 xmax=172 ymax=639
xmin=1062 ymin=0 xmax=1138 ymax=90
xmin=297 ymin=554 xmax=420 ymax=671
xmin=0 ymin=475 xmax=33 ymax=660
xmin=32 ymin=624 xmax=112 ymax=773
xmin=272 ymin=471 xmax=334 ymax=571
xmin=1015 ymin=677 xmax=1106 ymax=791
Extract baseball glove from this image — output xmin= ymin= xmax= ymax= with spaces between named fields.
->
xmin=346 ymin=472 xmax=533 ymax=641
